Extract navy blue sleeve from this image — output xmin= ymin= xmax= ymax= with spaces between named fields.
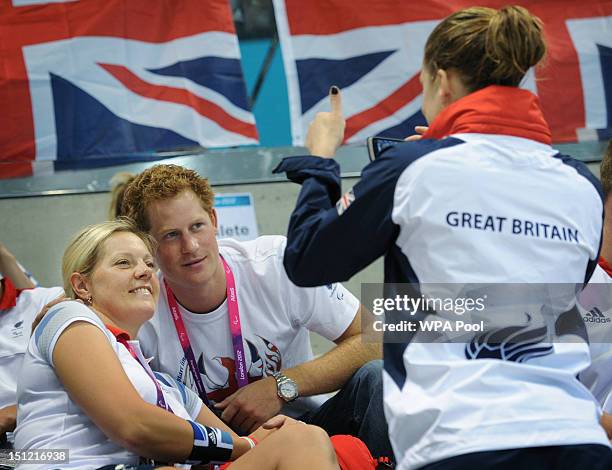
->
xmin=553 ymin=153 xmax=605 ymax=284
xmin=273 ymin=138 xmax=462 ymax=287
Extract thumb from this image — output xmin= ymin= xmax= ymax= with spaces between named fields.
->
xmin=329 ymin=86 xmax=342 ymax=117
xmin=262 ymin=415 xmax=287 ymax=429
xmin=214 ymin=397 xmax=230 ymax=409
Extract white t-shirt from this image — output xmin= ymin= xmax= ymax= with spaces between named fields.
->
xmin=580 ymin=263 xmax=612 ymax=412
xmin=15 ymin=301 xmax=202 ymax=470
xmin=139 ymin=236 xmax=359 ymax=414
xmin=0 ymin=280 xmax=64 ymax=409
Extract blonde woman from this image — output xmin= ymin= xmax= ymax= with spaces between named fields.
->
xmin=14 ymin=219 xmax=338 ymax=470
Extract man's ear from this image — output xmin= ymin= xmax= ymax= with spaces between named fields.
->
xmin=70 ymin=272 xmax=91 ymax=301
xmin=210 ymin=208 xmax=219 ymax=231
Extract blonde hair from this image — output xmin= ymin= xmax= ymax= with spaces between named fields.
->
xmin=122 ymin=164 xmax=215 ymax=232
xmin=62 ymin=218 xmax=155 ymax=299
xmin=108 ymin=172 xmax=135 ymax=219
xmin=424 ymin=5 xmax=546 ymax=91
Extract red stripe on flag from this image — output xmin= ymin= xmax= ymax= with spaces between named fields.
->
xmin=99 ymin=64 xmax=258 ymax=141
xmin=284 ymin=0 xmax=448 ymax=35
xmin=344 ymin=73 xmax=422 ymax=141
xmin=0 ymin=0 xmax=235 ymax=47
xmin=0 ymin=162 xmax=33 ymax=179
xmin=0 ymin=0 xmax=239 ymax=175
xmin=525 ymin=2 xmax=612 ymax=142
xmin=283 ymin=0 xmax=612 ymax=35
xmin=0 ymin=49 xmax=36 ymax=172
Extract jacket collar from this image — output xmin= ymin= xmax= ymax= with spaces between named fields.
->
xmin=422 ymin=85 xmax=552 ymax=145
xmin=105 ymin=323 xmax=131 ymax=342
xmin=599 ymin=257 xmax=612 ymax=278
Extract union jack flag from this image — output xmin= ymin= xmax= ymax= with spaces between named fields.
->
xmin=273 ymin=0 xmax=612 ymax=145
xmin=0 ymin=0 xmax=258 ymax=178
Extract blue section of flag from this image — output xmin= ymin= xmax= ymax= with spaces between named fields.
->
xmin=149 ymin=57 xmax=250 ymax=111
xmin=598 ymin=44 xmax=612 ymax=128
xmin=51 ymin=73 xmax=198 ymax=163
xmin=296 ymin=50 xmax=396 ymax=113
xmin=214 ymin=195 xmax=251 ymax=207
xmin=377 ymin=110 xmax=427 ymax=139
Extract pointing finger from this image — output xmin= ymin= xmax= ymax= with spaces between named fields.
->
xmin=329 ymin=85 xmax=342 ymax=116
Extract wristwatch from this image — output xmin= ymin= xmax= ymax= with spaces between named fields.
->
xmin=272 ymin=372 xmax=299 ymax=402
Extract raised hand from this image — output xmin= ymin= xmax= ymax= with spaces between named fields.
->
xmin=305 ymin=86 xmax=346 ymax=158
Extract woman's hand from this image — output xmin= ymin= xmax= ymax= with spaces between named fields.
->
xmin=261 ymin=414 xmax=306 ymax=430
xmin=30 ymin=295 xmax=73 ymax=334
xmin=305 ymin=86 xmax=345 ymax=158
xmin=247 ymin=417 xmax=294 ymax=442
xmin=230 ymin=435 xmax=253 ymax=460
xmin=404 ymin=126 xmax=428 ymax=141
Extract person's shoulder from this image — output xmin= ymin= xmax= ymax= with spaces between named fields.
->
xmin=4 ymin=286 xmax=64 ymax=325
xmin=363 ymin=137 xmax=467 ymax=188
xmin=377 ymin=137 xmax=466 ymax=167
xmin=33 ymin=300 xmax=107 ymax=362
xmin=41 ymin=300 xmax=100 ymax=326
xmin=17 ymin=286 xmax=64 ymax=306
xmin=552 ymin=152 xmax=603 ymax=201
xmin=219 ymin=235 xmax=286 ymax=263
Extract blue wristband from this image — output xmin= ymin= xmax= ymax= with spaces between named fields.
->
xmin=185 ymin=420 xmax=234 ymax=465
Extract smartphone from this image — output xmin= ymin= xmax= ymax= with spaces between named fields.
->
xmin=366 ymin=136 xmax=405 ymax=161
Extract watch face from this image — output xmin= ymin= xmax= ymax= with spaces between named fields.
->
xmin=279 ymin=381 xmax=298 ymax=399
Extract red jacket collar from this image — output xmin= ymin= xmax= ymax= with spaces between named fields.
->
xmin=422 ymin=85 xmax=552 ymax=145
xmin=599 ymin=257 xmax=612 ymax=278
xmin=105 ymin=323 xmax=131 ymax=342
xmin=0 ymin=277 xmax=21 ymax=310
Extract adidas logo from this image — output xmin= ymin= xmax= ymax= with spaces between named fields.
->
xmin=583 ymin=307 xmax=611 ymax=323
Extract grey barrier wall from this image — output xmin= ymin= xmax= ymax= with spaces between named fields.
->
xmin=0 ymin=178 xmax=383 ymax=294
xmin=0 ymin=141 xmax=605 ymax=295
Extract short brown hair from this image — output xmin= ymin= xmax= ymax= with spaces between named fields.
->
xmin=121 ymin=164 xmax=215 ymax=232
xmin=601 ymin=141 xmax=612 ymax=201
xmin=424 ymin=5 xmax=546 ymax=92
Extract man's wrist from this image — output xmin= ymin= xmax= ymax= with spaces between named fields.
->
xmin=267 ymin=376 xmax=284 ymax=404
xmin=272 ymin=372 xmax=299 ymax=402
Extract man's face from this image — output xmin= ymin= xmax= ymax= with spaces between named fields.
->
xmin=146 ymin=190 xmax=219 ymax=291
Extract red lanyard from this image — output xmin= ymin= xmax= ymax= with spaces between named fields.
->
xmin=119 ymin=338 xmax=173 ymax=413
xmin=164 ymin=254 xmax=249 ymax=406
